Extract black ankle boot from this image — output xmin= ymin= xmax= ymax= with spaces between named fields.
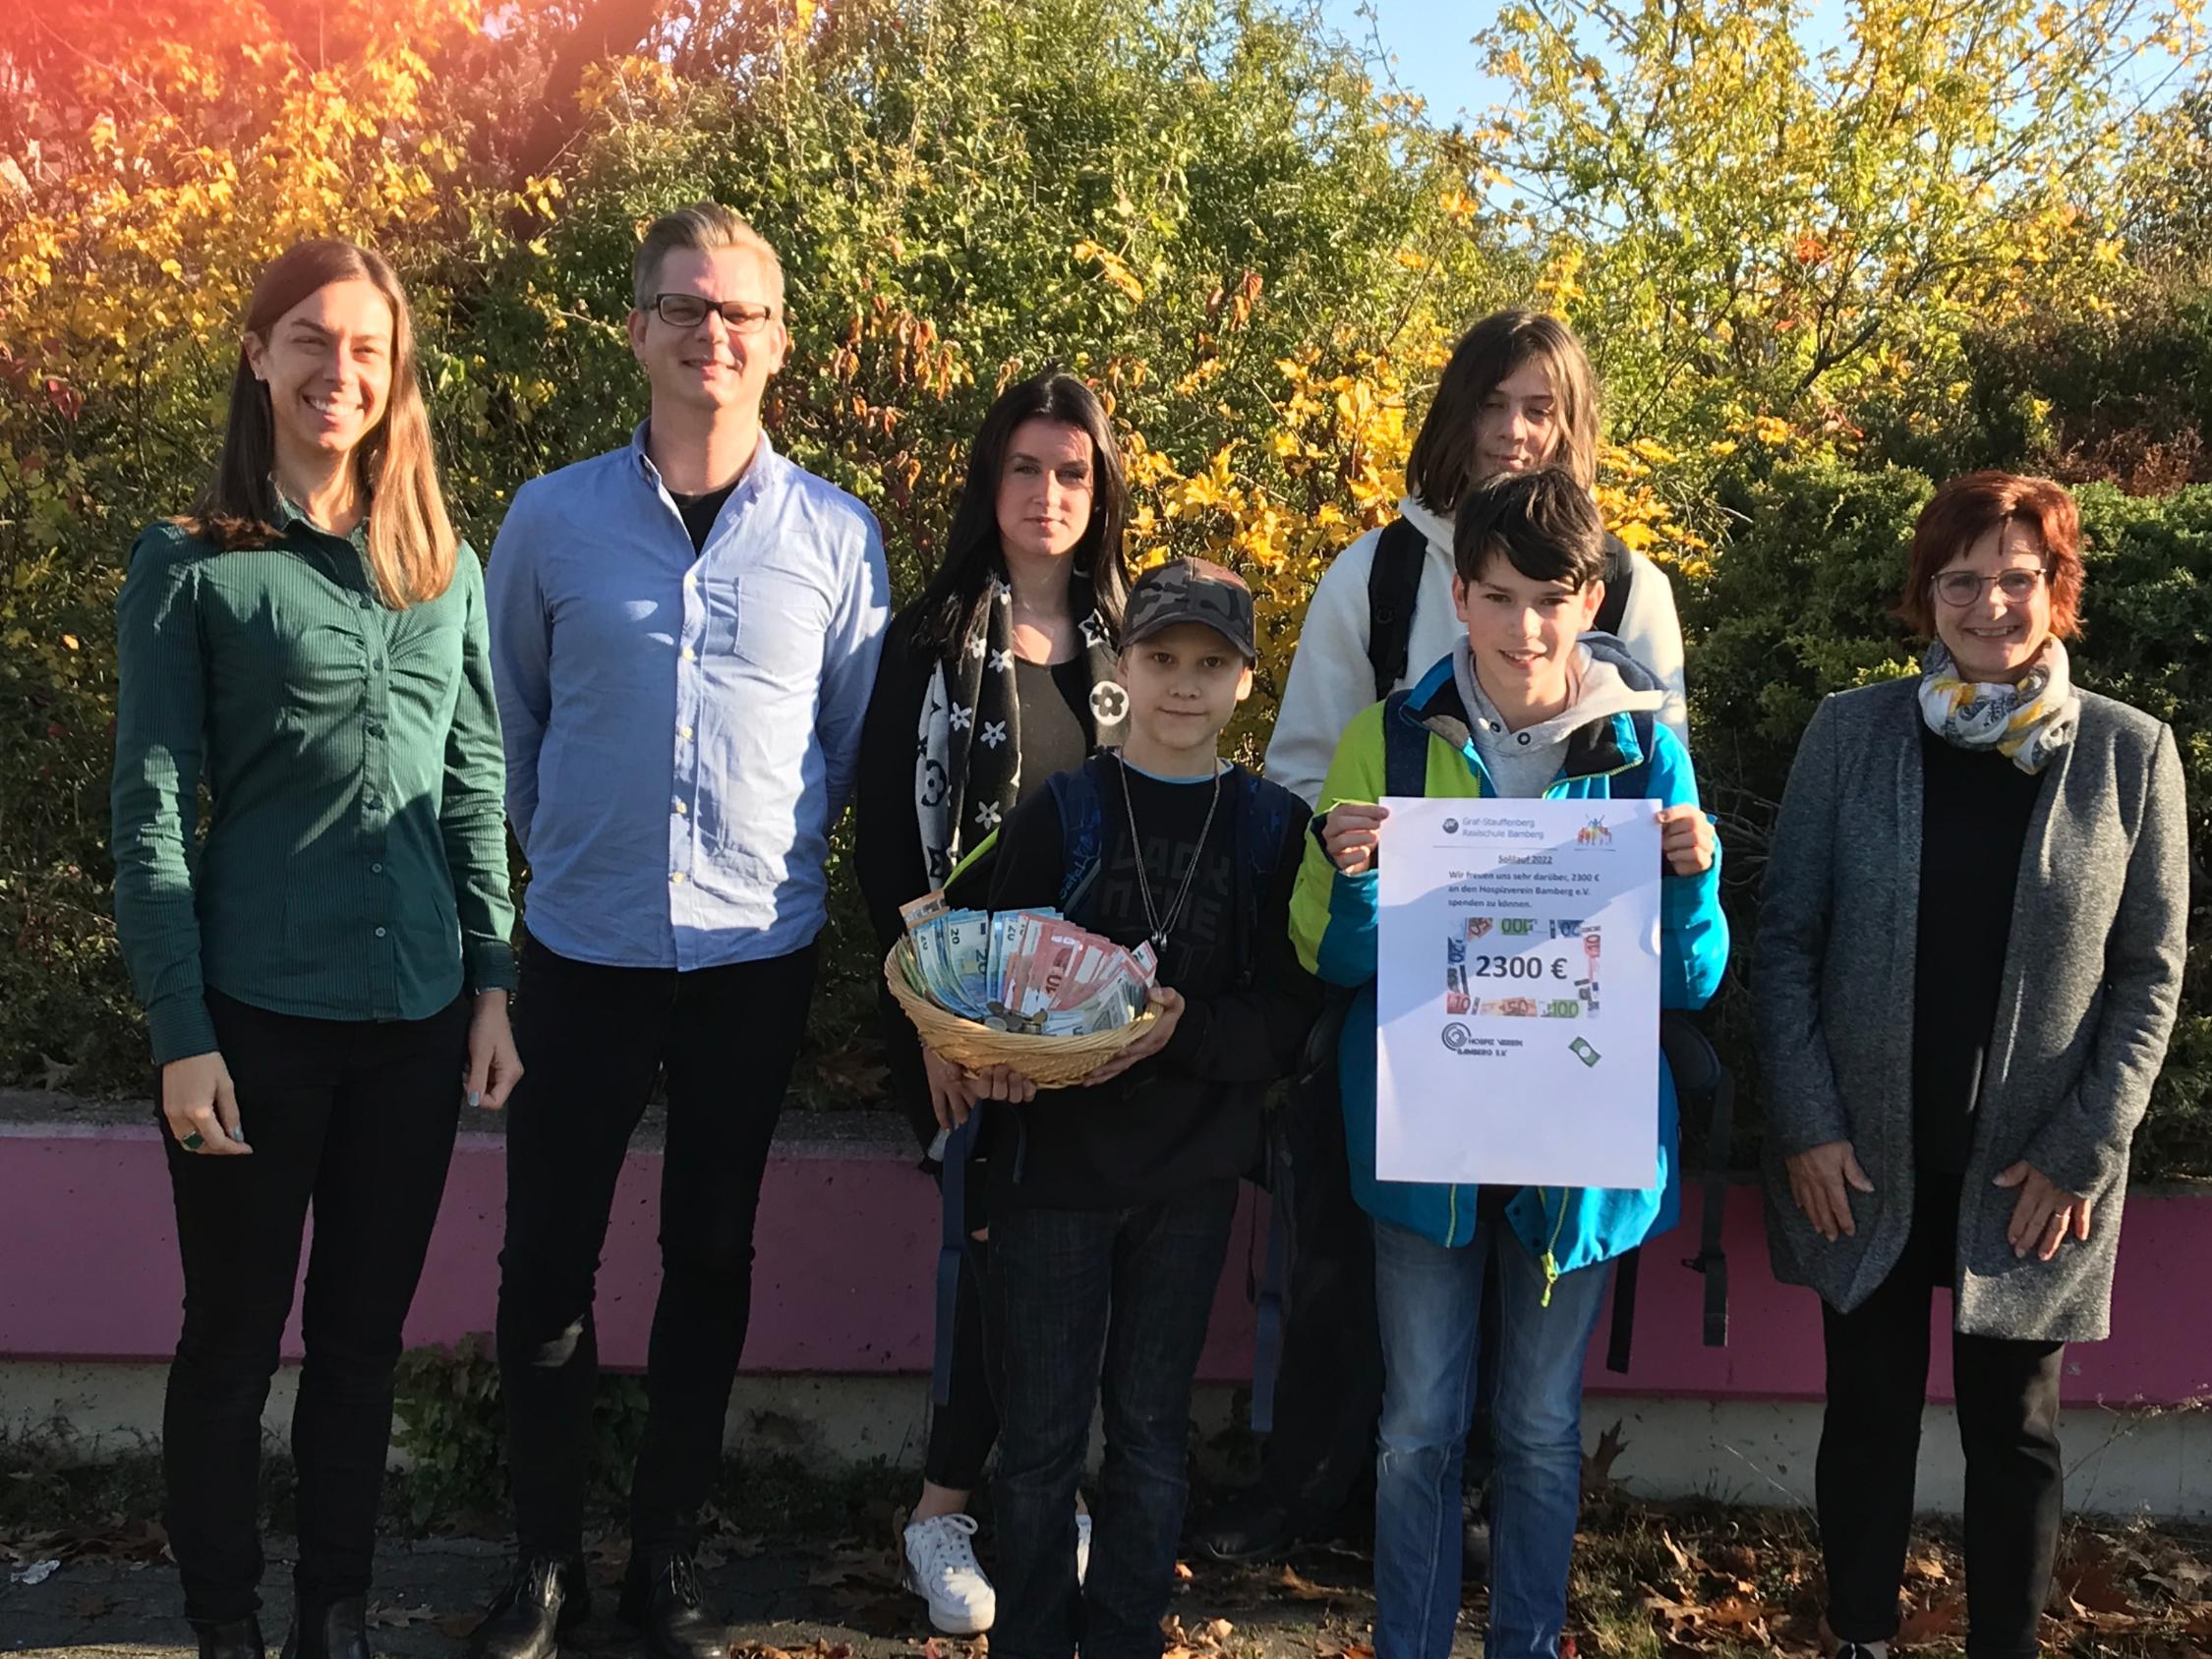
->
xmin=194 ymin=1617 xmax=267 ymax=1659
xmin=279 ymin=1595 xmax=370 ymax=1659
xmin=469 ymin=1555 xmax=591 ymax=1659
xmin=617 ymin=1551 xmax=727 ymax=1659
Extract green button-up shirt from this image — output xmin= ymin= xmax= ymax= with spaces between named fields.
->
xmin=111 ymin=504 xmax=517 ymax=1063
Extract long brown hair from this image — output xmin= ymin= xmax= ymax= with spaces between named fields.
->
xmin=1407 ymin=310 xmax=1601 ymax=511
xmin=192 ymin=239 xmax=458 ymax=607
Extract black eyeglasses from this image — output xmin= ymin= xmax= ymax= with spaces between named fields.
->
xmin=646 ymin=294 xmax=777 ymax=333
xmin=1932 ymin=568 xmax=2047 ymax=606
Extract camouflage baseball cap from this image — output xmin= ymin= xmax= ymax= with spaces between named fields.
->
xmin=1122 ymin=556 xmax=1256 ymax=660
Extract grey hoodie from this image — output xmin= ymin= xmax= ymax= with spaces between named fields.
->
xmin=1452 ymin=635 xmax=1667 ymax=798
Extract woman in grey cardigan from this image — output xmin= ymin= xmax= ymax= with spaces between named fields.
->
xmin=1755 ymin=471 xmax=2187 ymax=1659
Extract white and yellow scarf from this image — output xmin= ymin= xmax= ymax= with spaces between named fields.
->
xmin=1917 ymin=638 xmax=2080 ymax=774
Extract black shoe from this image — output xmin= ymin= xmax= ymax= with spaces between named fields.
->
xmin=470 ymin=1556 xmax=591 ymax=1659
xmin=193 ymin=1618 xmax=267 ymax=1659
xmin=279 ymin=1596 xmax=370 ymax=1659
xmin=1196 ymin=1494 xmax=1302 ymax=1562
xmin=617 ymin=1551 xmax=728 ymax=1659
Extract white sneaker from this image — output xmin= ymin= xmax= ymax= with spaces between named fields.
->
xmin=1076 ymin=1511 xmax=1093 ymax=1585
xmin=903 ymin=1512 xmax=996 ymax=1635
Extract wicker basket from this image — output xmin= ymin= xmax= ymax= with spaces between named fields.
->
xmin=883 ymin=940 xmax=1155 ymax=1088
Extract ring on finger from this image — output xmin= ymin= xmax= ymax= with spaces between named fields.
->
xmin=181 ymin=1131 xmax=205 ymax=1151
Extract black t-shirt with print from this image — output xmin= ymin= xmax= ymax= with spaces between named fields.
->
xmin=953 ymin=756 xmax=1320 ymax=1210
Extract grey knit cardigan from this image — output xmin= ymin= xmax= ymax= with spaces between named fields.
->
xmin=1753 ymin=676 xmax=2188 ymax=1342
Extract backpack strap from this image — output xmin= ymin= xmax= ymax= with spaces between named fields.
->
xmin=930 ymin=1113 xmax=979 ymax=1407
xmin=1249 ymin=1126 xmax=1293 ymax=1434
xmin=1604 ymin=1246 xmax=1642 ymax=1372
xmin=1662 ymin=1012 xmax=1733 ymax=1349
xmin=1592 ymin=535 xmax=1635 ymax=640
xmin=1381 ymin=689 xmax=1431 ymax=799
xmin=1366 ymin=518 xmax=1429 ymax=701
xmin=1048 ymin=761 xmax=1108 ymax=919
xmin=1230 ymin=769 xmax=1295 ymax=981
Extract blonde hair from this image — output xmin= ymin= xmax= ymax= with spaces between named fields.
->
xmin=1407 ymin=310 xmax=1601 ymax=509
xmin=196 ymin=240 xmax=458 ymax=607
xmin=633 ymin=202 xmax=786 ymax=311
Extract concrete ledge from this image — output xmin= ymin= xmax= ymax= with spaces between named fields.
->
xmin=5 ymin=1362 xmax=2204 ymax=1520
xmin=3 ymin=1116 xmax=2209 ymax=1407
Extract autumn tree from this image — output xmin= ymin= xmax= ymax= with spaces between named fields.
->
xmin=1474 ymin=0 xmax=2206 ymax=453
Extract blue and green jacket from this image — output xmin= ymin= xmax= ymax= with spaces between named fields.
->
xmin=1287 ymin=650 xmax=1729 ymax=1278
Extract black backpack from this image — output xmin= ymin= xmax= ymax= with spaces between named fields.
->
xmin=1365 ymin=516 xmax=1635 ymax=701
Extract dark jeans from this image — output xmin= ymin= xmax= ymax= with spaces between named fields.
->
xmin=989 ymin=1181 xmax=1239 ymax=1659
xmin=495 ymin=933 xmax=818 ymax=1559
xmin=1253 ymin=1074 xmax=1383 ymax=1523
xmin=163 ymin=989 xmax=469 ymax=1627
xmin=1818 ymin=1176 xmax=2065 ymax=1659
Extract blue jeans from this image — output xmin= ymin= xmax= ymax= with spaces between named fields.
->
xmin=1372 ymin=1207 xmax=1612 ymax=1659
xmin=988 ymin=1181 xmax=1238 ymax=1659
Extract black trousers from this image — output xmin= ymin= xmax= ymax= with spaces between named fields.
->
xmin=1252 ymin=1071 xmax=1383 ymax=1524
xmin=495 ymin=933 xmax=819 ymax=1559
xmin=1818 ymin=1175 xmax=2065 ymax=1659
xmin=163 ymin=989 xmax=469 ymax=1627
xmin=883 ymin=984 xmax=1003 ymax=1493
xmin=925 ymin=1187 xmax=1001 ymax=1493
xmin=989 ymin=1182 xmax=1239 ymax=1659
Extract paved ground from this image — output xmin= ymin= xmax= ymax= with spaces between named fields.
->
xmin=0 ymin=1533 xmax=1392 ymax=1659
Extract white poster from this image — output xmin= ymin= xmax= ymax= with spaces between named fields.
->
xmin=1374 ymin=795 xmax=1663 ymax=1189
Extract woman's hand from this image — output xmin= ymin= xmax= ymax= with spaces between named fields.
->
xmin=1658 ymin=805 xmax=1716 ymax=876
xmin=966 ymin=1062 xmax=1039 ymax=1105
xmin=1076 ymin=988 xmax=1188 ymax=1086
xmin=1784 ymin=1140 xmax=1874 ymax=1241
xmin=923 ymin=1045 xmax=977 ymax=1131
xmin=464 ymin=991 xmax=524 ymax=1111
xmin=161 ymin=1051 xmax=251 ymax=1156
xmin=1993 ymin=1162 xmax=2091 ymax=1260
xmin=1322 ymin=803 xmax=1389 ymax=875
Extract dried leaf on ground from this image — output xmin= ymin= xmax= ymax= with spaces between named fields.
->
xmin=1583 ymin=1421 xmax=1629 ymax=1492
xmin=1709 ymin=1543 xmax=1760 ymax=1578
xmin=365 ymin=1602 xmax=461 ymax=1628
xmin=1902 ymin=1550 xmax=1950 ymax=1584
xmin=1896 ymin=1598 xmax=1964 ymax=1642
xmin=1277 ymin=1566 xmax=1341 ymax=1603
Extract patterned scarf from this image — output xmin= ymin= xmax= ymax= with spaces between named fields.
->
xmin=915 ymin=572 xmax=1127 ymax=886
xmin=1917 ymin=636 xmax=2081 ymax=774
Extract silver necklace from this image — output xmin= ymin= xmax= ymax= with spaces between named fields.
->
xmin=1118 ymin=753 xmax=1223 ymax=951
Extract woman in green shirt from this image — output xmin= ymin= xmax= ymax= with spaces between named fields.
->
xmin=110 ymin=239 xmax=521 ymax=1659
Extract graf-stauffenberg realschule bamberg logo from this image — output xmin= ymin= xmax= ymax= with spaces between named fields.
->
xmin=1441 ymin=1022 xmax=1474 ymax=1052
xmin=1441 ymin=818 xmax=1459 ymax=835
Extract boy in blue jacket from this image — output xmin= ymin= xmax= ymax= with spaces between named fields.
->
xmin=1287 ymin=469 xmax=1728 ymax=1659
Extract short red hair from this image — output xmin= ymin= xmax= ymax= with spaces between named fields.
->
xmin=1895 ymin=470 xmax=2084 ymax=639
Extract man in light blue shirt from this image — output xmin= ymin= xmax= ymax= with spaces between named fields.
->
xmin=474 ymin=203 xmax=890 ymax=1659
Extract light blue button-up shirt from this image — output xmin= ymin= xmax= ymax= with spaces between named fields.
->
xmin=486 ymin=425 xmax=891 ymax=969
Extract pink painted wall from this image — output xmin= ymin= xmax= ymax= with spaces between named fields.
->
xmin=4 ymin=1123 xmax=2207 ymax=1406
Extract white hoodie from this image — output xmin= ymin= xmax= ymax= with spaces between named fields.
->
xmin=1262 ymin=494 xmax=1689 ymax=809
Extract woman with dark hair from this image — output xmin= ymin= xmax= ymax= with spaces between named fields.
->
xmin=111 ymin=240 xmax=520 ymax=1659
xmin=1756 ymin=471 xmax=2187 ymax=1659
xmin=853 ymin=370 xmax=1133 ymax=1635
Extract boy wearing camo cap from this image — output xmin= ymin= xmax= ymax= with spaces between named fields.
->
xmin=941 ymin=557 xmax=1321 ymax=1659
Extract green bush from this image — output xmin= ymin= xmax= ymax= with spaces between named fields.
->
xmin=1683 ymin=459 xmax=2212 ymax=1180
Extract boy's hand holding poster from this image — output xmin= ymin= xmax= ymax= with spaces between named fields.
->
xmin=1374 ymin=796 xmax=1662 ymax=1188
